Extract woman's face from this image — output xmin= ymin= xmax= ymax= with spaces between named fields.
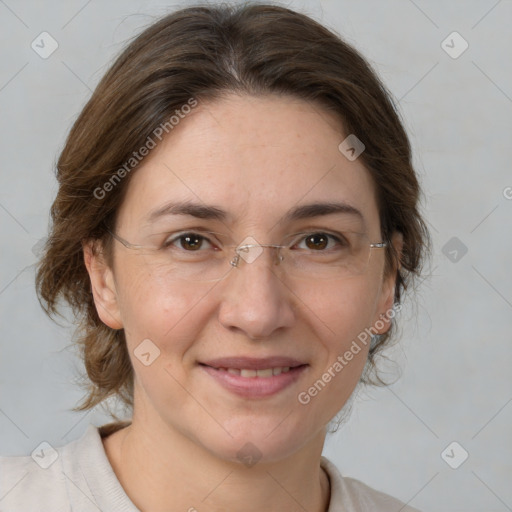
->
xmin=87 ymin=93 xmax=399 ymax=463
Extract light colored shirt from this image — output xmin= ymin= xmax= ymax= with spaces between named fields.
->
xmin=0 ymin=423 xmax=421 ymax=511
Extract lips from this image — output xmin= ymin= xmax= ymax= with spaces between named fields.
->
xmin=199 ymin=356 xmax=307 ymax=371
xmin=199 ymin=360 xmax=308 ymax=398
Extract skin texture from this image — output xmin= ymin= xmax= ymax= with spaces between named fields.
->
xmin=84 ymin=93 xmax=402 ymax=512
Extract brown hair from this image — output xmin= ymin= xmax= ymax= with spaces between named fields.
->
xmin=36 ymin=3 xmax=430 ymax=415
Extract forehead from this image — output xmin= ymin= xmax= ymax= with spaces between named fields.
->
xmin=116 ymin=93 xmax=380 ymax=234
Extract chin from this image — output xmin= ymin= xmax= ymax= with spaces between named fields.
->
xmin=199 ymin=415 xmax=312 ymax=466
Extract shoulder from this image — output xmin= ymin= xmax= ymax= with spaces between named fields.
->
xmin=0 ymin=440 xmax=72 ymax=512
xmin=320 ymin=456 xmax=423 ymax=512
xmin=0 ymin=422 xmax=130 ymax=512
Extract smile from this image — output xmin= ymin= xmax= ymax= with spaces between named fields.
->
xmin=210 ymin=366 xmax=293 ymax=377
xmin=199 ymin=363 xmax=308 ymax=398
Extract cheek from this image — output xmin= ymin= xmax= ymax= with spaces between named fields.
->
xmin=297 ymin=276 xmax=380 ymax=348
xmin=115 ymin=261 xmax=213 ymax=351
xmin=303 ymin=279 xmax=377 ymax=370
xmin=292 ymin=281 xmax=375 ymax=424
xmin=117 ymin=270 xmax=216 ymax=411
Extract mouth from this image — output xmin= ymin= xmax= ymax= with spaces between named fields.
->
xmin=198 ymin=363 xmax=307 ymax=378
xmin=199 ymin=356 xmax=307 ymax=371
xmin=198 ymin=359 xmax=309 ymax=398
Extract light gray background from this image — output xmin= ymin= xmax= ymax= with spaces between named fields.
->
xmin=1 ymin=1 xmax=511 ymax=511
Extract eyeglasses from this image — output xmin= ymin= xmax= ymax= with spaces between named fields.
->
xmin=107 ymin=228 xmax=388 ymax=282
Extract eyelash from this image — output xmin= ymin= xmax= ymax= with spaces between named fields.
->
xmin=295 ymin=232 xmax=348 ymax=250
xmin=162 ymin=231 xmax=348 ymax=251
xmin=163 ymin=232 xmax=218 ymax=251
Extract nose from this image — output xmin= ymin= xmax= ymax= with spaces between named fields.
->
xmin=217 ymin=247 xmax=296 ymax=340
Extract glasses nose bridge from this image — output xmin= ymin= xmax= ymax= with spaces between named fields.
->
xmin=230 ymin=242 xmax=285 ymax=268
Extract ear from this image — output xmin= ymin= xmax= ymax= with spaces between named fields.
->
xmin=372 ymin=231 xmax=403 ymax=335
xmin=83 ymin=239 xmax=123 ymax=330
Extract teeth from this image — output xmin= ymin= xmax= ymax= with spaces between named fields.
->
xmin=218 ymin=366 xmax=293 ymax=377
xmin=255 ymin=368 xmax=273 ymax=378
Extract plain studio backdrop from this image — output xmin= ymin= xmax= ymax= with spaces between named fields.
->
xmin=0 ymin=1 xmax=511 ymax=511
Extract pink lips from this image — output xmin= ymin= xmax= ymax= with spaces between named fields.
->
xmin=200 ymin=356 xmax=306 ymax=370
xmin=198 ymin=356 xmax=308 ymax=398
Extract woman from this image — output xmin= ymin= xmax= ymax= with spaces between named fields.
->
xmin=0 ymin=3 xmax=429 ymax=511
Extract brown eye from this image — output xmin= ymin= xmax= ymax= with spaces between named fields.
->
xmin=163 ymin=230 xmax=222 ymax=253
xmin=179 ymin=233 xmax=205 ymax=251
xmin=304 ymin=233 xmax=329 ymax=250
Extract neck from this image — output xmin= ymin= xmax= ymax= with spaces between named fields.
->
xmin=102 ymin=410 xmax=331 ymax=512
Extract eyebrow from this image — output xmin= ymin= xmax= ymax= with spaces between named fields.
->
xmin=146 ymin=200 xmax=364 ymax=225
xmin=147 ymin=201 xmax=228 ymax=223
xmin=281 ymin=201 xmax=364 ymax=224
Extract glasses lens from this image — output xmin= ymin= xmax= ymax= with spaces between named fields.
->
xmin=283 ymin=231 xmax=372 ymax=280
xmin=113 ymin=231 xmax=381 ymax=282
